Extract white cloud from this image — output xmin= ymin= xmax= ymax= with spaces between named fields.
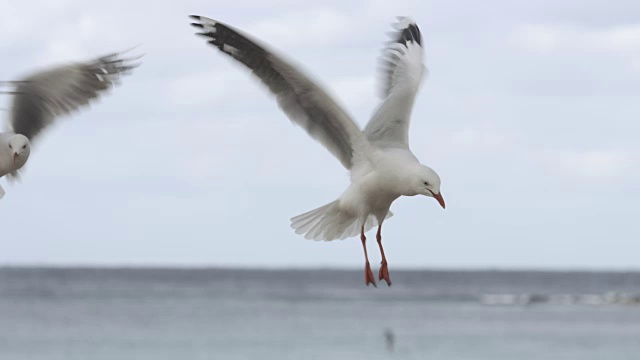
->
xmin=449 ymin=127 xmax=511 ymax=151
xmin=164 ymin=67 xmax=267 ymax=107
xmin=511 ymin=24 xmax=559 ymax=53
xmin=512 ymin=23 xmax=640 ymax=53
xmin=326 ymin=74 xmax=376 ymax=113
xmin=540 ymin=150 xmax=636 ymax=179
xmin=166 ymin=70 xmax=233 ymax=107
xmin=245 ymin=8 xmax=353 ymax=48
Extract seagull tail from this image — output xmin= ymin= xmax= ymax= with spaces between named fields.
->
xmin=290 ymin=200 xmax=393 ymax=241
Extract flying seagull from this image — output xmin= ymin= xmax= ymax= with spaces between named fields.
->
xmin=190 ymin=16 xmax=445 ymax=287
xmin=0 ymin=49 xmax=141 ymax=199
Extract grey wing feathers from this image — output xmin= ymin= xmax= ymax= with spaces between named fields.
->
xmin=377 ymin=17 xmax=423 ymax=99
xmin=190 ymin=15 xmax=367 ymax=169
xmin=9 ymin=50 xmax=141 ymax=141
xmin=365 ymin=17 xmax=425 ymax=149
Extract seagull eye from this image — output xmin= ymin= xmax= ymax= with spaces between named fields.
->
xmin=8 ymin=144 xmax=12 ymax=149
xmin=423 ymin=181 xmax=429 ymax=186
xmin=22 ymin=145 xmax=26 ymax=149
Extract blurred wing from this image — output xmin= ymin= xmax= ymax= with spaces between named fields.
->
xmin=190 ymin=16 xmax=369 ymax=169
xmin=8 ymin=50 xmax=141 ymax=142
xmin=364 ymin=17 xmax=425 ymax=149
xmin=6 ymin=170 xmax=21 ymax=185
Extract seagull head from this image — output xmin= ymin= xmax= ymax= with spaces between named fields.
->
xmin=8 ymin=134 xmax=30 ymax=167
xmin=414 ymin=165 xmax=445 ymax=209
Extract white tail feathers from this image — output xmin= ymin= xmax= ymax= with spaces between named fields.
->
xmin=290 ymin=200 xmax=393 ymax=241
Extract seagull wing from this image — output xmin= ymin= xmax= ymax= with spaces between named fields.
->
xmin=364 ymin=17 xmax=426 ymax=149
xmin=190 ymin=16 xmax=370 ymax=169
xmin=8 ymin=49 xmax=141 ymax=142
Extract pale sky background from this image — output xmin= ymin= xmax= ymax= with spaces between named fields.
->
xmin=0 ymin=0 xmax=639 ymax=269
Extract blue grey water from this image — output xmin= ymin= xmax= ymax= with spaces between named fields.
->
xmin=1 ymin=268 xmax=640 ymax=360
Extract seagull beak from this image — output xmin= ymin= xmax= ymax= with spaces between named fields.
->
xmin=429 ymin=190 xmax=446 ymax=209
xmin=12 ymin=153 xmax=18 ymax=164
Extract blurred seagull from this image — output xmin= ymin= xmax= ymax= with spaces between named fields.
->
xmin=190 ymin=16 xmax=445 ymax=287
xmin=0 ymin=49 xmax=141 ymax=199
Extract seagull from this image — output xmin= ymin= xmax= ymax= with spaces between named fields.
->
xmin=190 ymin=16 xmax=445 ymax=287
xmin=0 ymin=50 xmax=141 ymax=199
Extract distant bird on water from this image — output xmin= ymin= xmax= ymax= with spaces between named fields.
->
xmin=384 ymin=328 xmax=396 ymax=352
xmin=190 ymin=16 xmax=445 ymax=287
xmin=0 ymin=49 xmax=141 ymax=199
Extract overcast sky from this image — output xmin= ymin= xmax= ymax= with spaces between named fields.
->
xmin=0 ymin=0 xmax=639 ymax=269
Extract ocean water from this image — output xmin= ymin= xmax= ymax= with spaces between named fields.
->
xmin=1 ymin=268 xmax=639 ymax=360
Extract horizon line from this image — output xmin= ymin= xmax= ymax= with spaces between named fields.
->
xmin=1 ymin=264 xmax=640 ymax=274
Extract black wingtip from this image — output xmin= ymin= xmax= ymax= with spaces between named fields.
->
xmin=190 ymin=22 xmax=204 ymax=28
xmin=391 ymin=17 xmax=421 ymax=47
xmin=189 ymin=15 xmax=201 ymax=20
xmin=194 ymin=32 xmax=213 ymax=39
xmin=0 ymin=80 xmax=31 ymax=85
xmin=0 ymin=91 xmax=25 ymax=95
xmin=404 ymin=23 xmax=421 ymax=46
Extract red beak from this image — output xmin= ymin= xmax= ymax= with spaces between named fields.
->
xmin=430 ymin=191 xmax=446 ymax=209
xmin=13 ymin=153 xmax=18 ymax=165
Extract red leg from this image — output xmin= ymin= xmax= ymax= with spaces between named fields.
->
xmin=361 ymin=225 xmax=377 ymax=287
xmin=377 ymin=225 xmax=392 ymax=286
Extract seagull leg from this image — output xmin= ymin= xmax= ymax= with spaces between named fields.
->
xmin=377 ymin=225 xmax=392 ymax=286
xmin=361 ymin=225 xmax=377 ymax=287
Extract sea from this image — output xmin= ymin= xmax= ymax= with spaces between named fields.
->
xmin=0 ymin=268 xmax=639 ymax=360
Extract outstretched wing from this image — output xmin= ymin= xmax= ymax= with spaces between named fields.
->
xmin=8 ymin=49 xmax=141 ymax=142
xmin=190 ymin=16 xmax=370 ymax=169
xmin=364 ymin=17 xmax=425 ymax=149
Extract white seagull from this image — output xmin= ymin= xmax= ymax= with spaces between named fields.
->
xmin=0 ymin=50 xmax=140 ymax=199
xmin=190 ymin=16 xmax=445 ymax=287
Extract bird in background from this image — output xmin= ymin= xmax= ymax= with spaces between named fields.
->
xmin=0 ymin=49 xmax=142 ymax=199
xmin=190 ymin=15 xmax=445 ymax=287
